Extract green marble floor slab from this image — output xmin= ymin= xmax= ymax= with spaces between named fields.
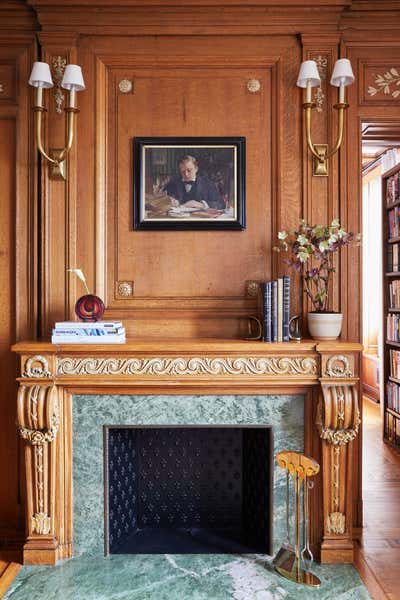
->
xmin=4 ymin=554 xmax=371 ymax=600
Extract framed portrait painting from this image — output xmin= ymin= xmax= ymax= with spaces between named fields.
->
xmin=133 ymin=137 xmax=245 ymax=230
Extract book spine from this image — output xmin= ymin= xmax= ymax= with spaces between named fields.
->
xmin=271 ymin=280 xmax=278 ymax=342
xmin=388 ymin=245 xmax=393 ymax=272
xmin=261 ymin=282 xmax=272 ymax=342
xmin=277 ymin=278 xmax=283 ymax=342
xmin=283 ymin=275 xmax=291 ymax=342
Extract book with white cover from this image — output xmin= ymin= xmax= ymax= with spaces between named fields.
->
xmin=55 ymin=321 xmax=123 ymax=329
xmin=51 ymin=335 xmax=126 ymax=344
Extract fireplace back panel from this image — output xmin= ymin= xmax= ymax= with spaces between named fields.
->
xmin=105 ymin=426 xmax=272 ymax=555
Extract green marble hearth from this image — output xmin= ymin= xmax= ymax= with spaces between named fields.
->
xmin=5 ymin=394 xmax=371 ymax=599
xmin=5 ymin=554 xmax=370 ymax=599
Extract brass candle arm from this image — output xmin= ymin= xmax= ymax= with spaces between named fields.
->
xmin=303 ymin=100 xmax=349 ymax=176
xmin=33 ymin=105 xmax=79 ymax=180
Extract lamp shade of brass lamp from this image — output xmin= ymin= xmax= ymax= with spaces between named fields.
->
xmin=28 ymin=61 xmax=85 ymax=180
xmin=297 ymin=58 xmax=354 ymax=176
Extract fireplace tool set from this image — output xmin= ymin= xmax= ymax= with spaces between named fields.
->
xmin=273 ymin=450 xmax=321 ymax=587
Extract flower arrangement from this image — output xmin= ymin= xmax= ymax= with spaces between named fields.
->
xmin=275 ymin=218 xmax=358 ymax=313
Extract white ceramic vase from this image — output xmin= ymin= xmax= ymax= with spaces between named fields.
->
xmin=307 ymin=312 xmax=343 ymax=341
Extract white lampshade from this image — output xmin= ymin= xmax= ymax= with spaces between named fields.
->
xmin=28 ymin=62 xmax=53 ymax=88
xmin=330 ymin=59 xmax=355 ymax=87
xmin=61 ymin=65 xmax=85 ymax=92
xmin=297 ymin=60 xmax=321 ymax=88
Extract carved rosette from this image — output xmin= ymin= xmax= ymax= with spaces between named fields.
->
xmin=56 ymin=356 xmax=318 ymax=377
xmin=17 ymin=385 xmax=59 ymax=537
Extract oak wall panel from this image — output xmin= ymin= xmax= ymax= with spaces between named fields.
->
xmin=62 ymin=35 xmax=303 ymax=338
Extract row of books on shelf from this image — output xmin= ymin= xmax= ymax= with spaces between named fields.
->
xmin=385 ymin=411 xmax=400 ymax=445
xmin=51 ymin=321 xmax=126 ymax=344
xmin=389 ymin=349 xmax=400 ymax=379
xmin=386 ymin=313 xmax=400 ymax=342
xmin=387 ymin=381 xmax=400 ymax=414
xmin=387 ymin=244 xmax=400 ymax=272
xmin=388 ymin=207 xmax=400 ymax=239
xmin=386 ymin=171 xmax=400 ymax=206
xmin=389 ymin=280 xmax=400 ymax=308
xmin=260 ymin=276 xmax=290 ymax=342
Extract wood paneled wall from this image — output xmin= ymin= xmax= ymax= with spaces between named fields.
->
xmin=1 ymin=0 xmax=400 ymax=548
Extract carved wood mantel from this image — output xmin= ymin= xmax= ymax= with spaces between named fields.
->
xmin=12 ymin=339 xmax=362 ymax=565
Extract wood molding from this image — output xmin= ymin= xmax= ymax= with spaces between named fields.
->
xmin=12 ymin=339 xmax=361 ymax=565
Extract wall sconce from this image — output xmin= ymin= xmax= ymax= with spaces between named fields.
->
xmin=297 ymin=58 xmax=354 ymax=176
xmin=28 ymin=61 xmax=85 ymax=180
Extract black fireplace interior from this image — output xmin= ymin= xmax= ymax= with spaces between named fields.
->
xmin=104 ymin=425 xmax=273 ymax=555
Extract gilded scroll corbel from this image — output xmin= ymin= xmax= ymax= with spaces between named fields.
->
xmin=17 ymin=384 xmax=59 ymax=536
xmin=317 ymin=380 xmax=360 ymax=560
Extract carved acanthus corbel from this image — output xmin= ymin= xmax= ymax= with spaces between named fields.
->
xmin=317 ymin=381 xmax=359 ymax=540
xmin=17 ymin=384 xmax=59 ymax=536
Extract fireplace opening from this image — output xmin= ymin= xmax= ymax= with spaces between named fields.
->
xmin=104 ymin=425 xmax=273 ymax=555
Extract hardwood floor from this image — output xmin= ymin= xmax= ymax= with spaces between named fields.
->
xmin=0 ymin=561 xmax=21 ymax=599
xmin=356 ymin=397 xmax=400 ymax=600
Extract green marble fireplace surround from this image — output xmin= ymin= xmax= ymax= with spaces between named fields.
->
xmin=73 ymin=393 xmax=304 ymax=557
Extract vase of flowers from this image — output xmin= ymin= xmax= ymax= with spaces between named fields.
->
xmin=275 ymin=218 xmax=358 ymax=340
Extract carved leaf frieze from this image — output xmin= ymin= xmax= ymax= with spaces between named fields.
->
xmin=56 ymin=356 xmax=318 ymax=377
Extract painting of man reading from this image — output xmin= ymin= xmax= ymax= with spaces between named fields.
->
xmin=133 ymin=138 xmax=245 ymax=230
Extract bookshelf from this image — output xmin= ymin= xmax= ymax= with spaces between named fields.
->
xmin=383 ymin=162 xmax=400 ymax=448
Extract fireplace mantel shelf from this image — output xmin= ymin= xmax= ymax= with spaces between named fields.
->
xmin=12 ymin=338 xmax=362 ymax=391
xmin=12 ymin=339 xmax=362 ymax=566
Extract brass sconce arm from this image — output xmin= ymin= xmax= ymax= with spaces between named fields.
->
xmin=303 ymin=100 xmax=349 ymax=176
xmin=34 ymin=105 xmax=79 ymax=179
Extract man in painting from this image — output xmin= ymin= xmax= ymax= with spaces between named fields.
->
xmin=163 ymin=155 xmax=225 ymax=210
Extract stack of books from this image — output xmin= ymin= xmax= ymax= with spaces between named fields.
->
xmin=51 ymin=321 xmax=126 ymax=344
xmin=260 ymin=276 xmax=291 ymax=342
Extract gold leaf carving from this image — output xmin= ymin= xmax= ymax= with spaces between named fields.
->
xmin=31 ymin=512 xmax=51 ymax=535
xmin=17 ymin=385 xmax=59 ymax=445
xmin=325 ymin=355 xmax=353 ymax=377
xmin=367 ymin=68 xmax=400 ymax=99
xmin=316 ymin=385 xmax=360 ymax=446
xmin=314 ymin=55 xmax=328 ymax=112
xmin=118 ymin=79 xmax=133 ymax=93
xmin=23 ymin=355 xmax=52 ymax=378
xmin=117 ymin=281 xmax=133 ymax=297
xmin=51 ymin=56 xmax=67 ymax=114
xmin=57 ymin=356 xmax=318 ymax=376
xmin=247 ymin=79 xmax=261 ymax=93
xmin=326 ymin=511 xmax=345 ymax=535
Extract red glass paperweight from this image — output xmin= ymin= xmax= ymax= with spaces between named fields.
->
xmin=75 ymin=294 xmax=105 ymax=322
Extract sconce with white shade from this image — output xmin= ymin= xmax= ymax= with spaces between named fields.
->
xmin=29 ymin=61 xmax=85 ymax=180
xmin=297 ymin=58 xmax=354 ymax=176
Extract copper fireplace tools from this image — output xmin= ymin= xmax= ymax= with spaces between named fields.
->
xmin=273 ymin=450 xmax=321 ymax=587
